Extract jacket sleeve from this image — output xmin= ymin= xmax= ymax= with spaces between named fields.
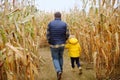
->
xmin=65 ymin=24 xmax=69 ymax=40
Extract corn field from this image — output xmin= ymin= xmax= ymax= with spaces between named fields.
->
xmin=0 ymin=0 xmax=120 ymax=80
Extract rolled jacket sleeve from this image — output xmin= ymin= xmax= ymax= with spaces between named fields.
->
xmin=66 ymin=25 xmax=69 ymax=40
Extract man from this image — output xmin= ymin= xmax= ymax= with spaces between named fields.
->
xmin=46 ymin=12 xmax=69 ymax=80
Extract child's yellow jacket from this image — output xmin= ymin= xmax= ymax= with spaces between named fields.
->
xmin=65 ymin=38 xmax=81 ymax=57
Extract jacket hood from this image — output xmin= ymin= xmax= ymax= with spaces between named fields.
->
xmin=68 ymin=38 xmax=78 ymax=44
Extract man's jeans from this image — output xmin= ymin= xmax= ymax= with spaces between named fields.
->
xmin=50 ymin=46 xmax=64 ymax=72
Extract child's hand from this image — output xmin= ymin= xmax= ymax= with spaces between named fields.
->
xmin=65 ymin=40 xmax=69 ymax=43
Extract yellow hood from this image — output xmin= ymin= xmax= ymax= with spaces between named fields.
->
xmin=68 ymin=38 xmax=78 ymax=44
xmin=65 ymin=37 xmax=81 ymax=57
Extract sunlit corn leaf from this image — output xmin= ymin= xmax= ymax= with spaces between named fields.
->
xmin=18 ymin=15 xmax=34 ymax=24
xmin=6 ymin=8 xmax=20 ymax=16
xmin=14 ymin=18 xmax=21 ymax=34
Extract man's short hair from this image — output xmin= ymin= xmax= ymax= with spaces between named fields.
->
xmin=54 ymin=12 xmax=61 ymax=18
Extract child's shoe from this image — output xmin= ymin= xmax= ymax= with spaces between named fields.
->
xmin=79 ymin=67 xmax=82 ymax=74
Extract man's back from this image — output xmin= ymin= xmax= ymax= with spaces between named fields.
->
xmin=47 ymin=18 xmax=69 ymax=45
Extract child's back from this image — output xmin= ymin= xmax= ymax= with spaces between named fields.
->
xmin=65 ymin=37 xmax=81 ymax=58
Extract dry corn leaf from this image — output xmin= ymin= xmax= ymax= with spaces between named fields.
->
xmin=93 ymin=51 xmax=97 ymax=69
xmin=112 ymin=0 xmax=116 ymax=7
xmin=31 ymin=63 xmax=39 ymax=76
xmin=19 ymin=15 xmax=34 ymax=24
xmin=6 ymin=71 xmax=14 ymax=80
xmin=115 ymin=32 xmax=119 ymax=54
xmin=5 ymin=43 xmax=27 ymax=66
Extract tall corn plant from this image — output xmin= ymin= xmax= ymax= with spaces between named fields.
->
xmin=68 ymin=0 xmax=120 ymax=79
xmin=0 ymin=0 xmax=39 ymax=80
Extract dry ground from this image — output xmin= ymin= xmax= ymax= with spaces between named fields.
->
xmin=38 ymin=47 xmax=96 ymax=80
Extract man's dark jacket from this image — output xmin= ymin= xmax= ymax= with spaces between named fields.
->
xmin=47 ymin=18 xmax=69 ymax=45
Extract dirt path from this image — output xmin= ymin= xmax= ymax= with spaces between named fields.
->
xmin=38 ymin=47 xmax=96 ymax=80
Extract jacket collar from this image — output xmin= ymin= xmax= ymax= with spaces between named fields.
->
xmin=55 ymin=18 xmax=61 ymax=20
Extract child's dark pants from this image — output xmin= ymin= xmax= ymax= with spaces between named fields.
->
xmin=70 ymin=57 xmax=80 ymax=68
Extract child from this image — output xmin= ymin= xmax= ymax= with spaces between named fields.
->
xmin=65 ymin=35 xmax=82 ymax=74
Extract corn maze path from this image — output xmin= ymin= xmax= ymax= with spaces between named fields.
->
xmin=38 ymin=47 xmax=96 ymax=80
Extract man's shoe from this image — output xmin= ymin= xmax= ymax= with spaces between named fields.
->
xmin=57 ymin=72 xmax=62 ymax=80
